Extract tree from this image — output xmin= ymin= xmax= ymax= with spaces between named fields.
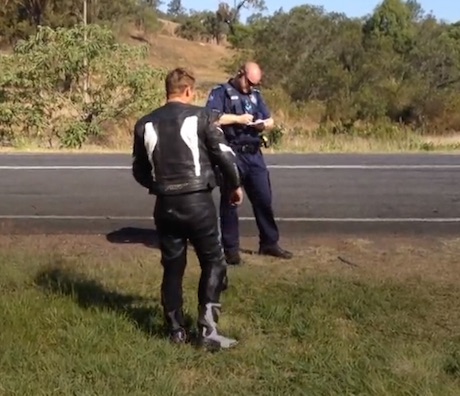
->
xmin=167 ymin=0 xmax=186 ymax=18
xmin=0 ymin=0 xmax=161 ymax=45
xmin=362 ymin=0 xmax=416 ymax=54
xmin=216 ymin=0 xmax=266 ymax=35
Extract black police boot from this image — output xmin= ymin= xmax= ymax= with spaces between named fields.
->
xmin=197 ymin=303 xmax=238 ymax=351
xmin=258 ymin=244 xmax=293 ymax=259
xmin=225 ymin=250 xmax=242 ymax=265
xmin=165 ymin=309 xmax=188 ymax=344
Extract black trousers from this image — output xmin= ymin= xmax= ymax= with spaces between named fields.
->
xmin=154 ymin=190 xmax=227 ymax=322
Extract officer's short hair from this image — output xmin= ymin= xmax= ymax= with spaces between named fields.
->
xmin=165 ymin=67 xmax=196 ymax=97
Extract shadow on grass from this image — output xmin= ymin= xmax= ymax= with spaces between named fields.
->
xmin=105 ymin=227 xmax=209 ymax=258
xmin=106 ymin=227 xmax=159 ymax=249
xmin=240 ymin=248 xmax=258 ymax=255
xmin=34 ymin=267 xmax=194 ymax=339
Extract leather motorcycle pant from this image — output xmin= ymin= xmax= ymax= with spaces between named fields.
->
xmin=153 ymin=190 xmax=228 ymax=331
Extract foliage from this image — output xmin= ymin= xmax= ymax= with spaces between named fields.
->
xmin=244 ymin=0 xmax=460 ymax=135
xmin=166 ymin=0 xmax=187 ymax=20
xmin=0 ymin=0 xmax=162 ymax=46
xmin=0 ymin=24 xmax=165 ymax=148
xmin=174 ymin=10 xmax=228 ymax=44
xmin=174 ymin=0 xmax=266 ymax=44
xmin=3 ymin=0 xmax=460 ymax=151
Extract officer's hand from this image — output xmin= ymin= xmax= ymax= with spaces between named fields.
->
xmin=230 ymin=187 xmax=244 ymax=206
xmin=237 ymin=114 xmax=254 ymax=125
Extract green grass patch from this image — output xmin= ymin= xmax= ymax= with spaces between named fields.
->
xmin=0 ymin=250 xmax=459 ymax=395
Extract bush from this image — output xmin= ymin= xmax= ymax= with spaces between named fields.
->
xmin=0 ymin=24 xmax=166 ymax=148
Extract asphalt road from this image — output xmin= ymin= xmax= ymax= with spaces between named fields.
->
xmin=1 ymin=152 xmax=460 ymax=237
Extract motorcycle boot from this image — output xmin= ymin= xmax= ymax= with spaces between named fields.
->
xmin=197 ymin=302 xmax=238 ymax=350
xmin=165 ymin=308 xmax=188 ymax=344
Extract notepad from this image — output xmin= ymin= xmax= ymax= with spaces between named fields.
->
xmin=248 ymin=119 xmax=265 ymax=126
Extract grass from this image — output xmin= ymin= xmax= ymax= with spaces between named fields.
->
xmin=121 ymin=20 xmax=233 ymax=89
xmin=2 ymin=132 xmax=460 ymax=154
xmin=1 ymin=234 xmax=460 ymax=395
xmin=264 ymin=132 xmax=460 ymax=153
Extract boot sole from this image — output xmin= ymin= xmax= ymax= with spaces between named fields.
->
xmin=196 ymin=338 xmax=238 ymax=352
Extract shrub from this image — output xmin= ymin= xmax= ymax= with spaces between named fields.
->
xmin=0 ymin=24 xmax=166 ymax=148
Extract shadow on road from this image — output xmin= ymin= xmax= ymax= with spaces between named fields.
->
xmin=34 ymin=268 xmax=193 ymax=339
xmin=105 ymin=227 xmax=159 ymax=249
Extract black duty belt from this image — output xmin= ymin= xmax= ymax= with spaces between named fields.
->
xmin=232 ymin=143 xmax=260 ymax=154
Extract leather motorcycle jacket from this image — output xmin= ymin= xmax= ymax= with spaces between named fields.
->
xmin=132 ymin=101 xmax=241 ymax=195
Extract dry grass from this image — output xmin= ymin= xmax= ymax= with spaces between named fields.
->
xmin=122 ymin=20 xmax=234 ymax=89
xmin=148 ymin=36 xmax=231 ymax=87
xmin=264 ymin=131 xmax=460 ymax=153
xmin=1 ymin=234 xmax=459 ymax=284
xmin=3 ymin=131 xmax=460 ymax=154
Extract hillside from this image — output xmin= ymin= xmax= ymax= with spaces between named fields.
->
xmin=121 ymin=19 xmax=235 ymax=94
xmin=3 ymin=13 xmax=459 ymax=153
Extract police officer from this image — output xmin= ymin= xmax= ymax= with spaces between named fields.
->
xmin=205 ymin=61 xmax=293 ymax=265
xmin=132 ymin=67 xmax=243 ymax=350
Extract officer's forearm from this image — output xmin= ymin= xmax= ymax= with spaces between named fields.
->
xmin=215 ymin=114 xmax=241 ymax=125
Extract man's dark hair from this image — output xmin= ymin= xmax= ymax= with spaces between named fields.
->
xmin=165 ymin=67 xmax=196 ymax=97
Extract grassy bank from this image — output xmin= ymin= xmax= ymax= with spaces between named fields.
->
xmin=1 ymin=235 xmax=459 ymax=395
xmin=3 ymin=93 xmax=460 ymax=154
xmin=2 ymin=130 xmax=460 ymax=154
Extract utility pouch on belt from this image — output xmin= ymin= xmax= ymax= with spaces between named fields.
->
xmin=261 ymin=134 xmax=269 ymax=148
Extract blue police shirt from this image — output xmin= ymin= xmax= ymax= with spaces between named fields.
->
xmin=205 ymin=82 xmax=271 ymax=145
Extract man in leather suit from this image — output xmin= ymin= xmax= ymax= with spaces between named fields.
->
xmin=132 ymin=67 xmax=244 ymax=350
